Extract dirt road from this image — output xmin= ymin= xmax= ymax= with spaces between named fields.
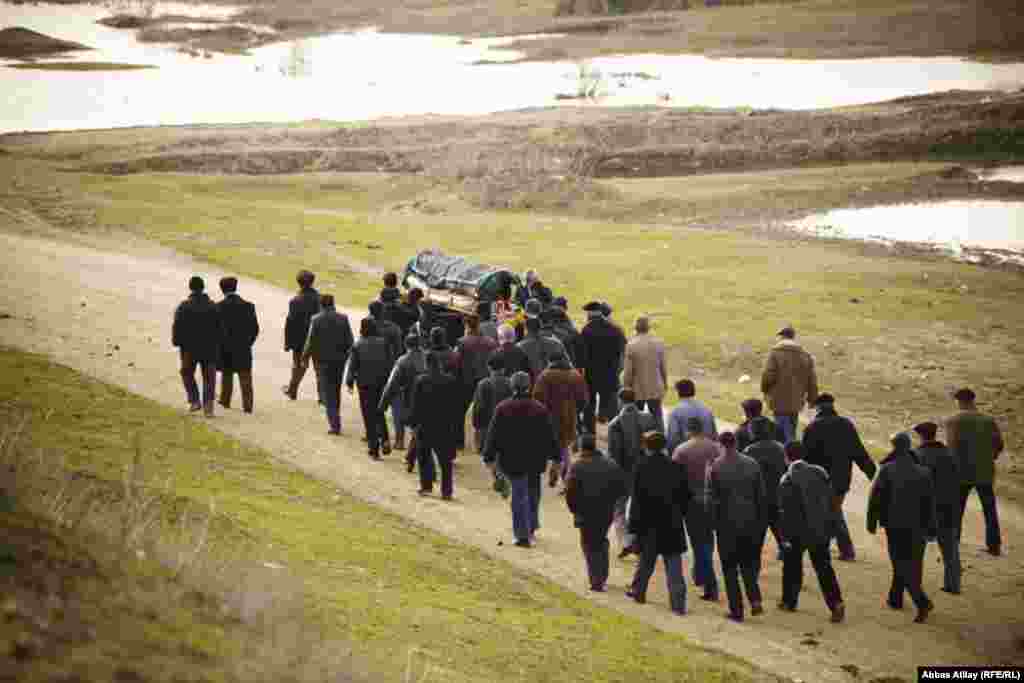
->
xmin=0 ymin=228 xmax=1021 ymax=682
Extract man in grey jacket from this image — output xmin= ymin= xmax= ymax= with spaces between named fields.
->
xmin=380 ymin=334 xmax=427 ymax=454
xmin=607 ymin=389 xmax=657 ymax=558
xmin=345 ymin=317 xmax=396 ymax=459
xmin=300 ymin=294 xmax=353 ymax=435
xmin=517 ymin=316 xmax=569 ymax=385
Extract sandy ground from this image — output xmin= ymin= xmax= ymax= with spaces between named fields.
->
xmin=0 ymin=228 xmax=1022 ymax=682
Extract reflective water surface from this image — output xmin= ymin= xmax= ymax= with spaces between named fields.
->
xmin=791 ymin=201 xmax=1024 ymax=265
xmin=978 ymin=167 xmax=1024 ymax=183
xmin=3 ymin=3 xmax=1024 ymax=132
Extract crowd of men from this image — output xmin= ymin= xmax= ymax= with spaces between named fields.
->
xmin=172 ymin=268 xmax=1007 ymax=625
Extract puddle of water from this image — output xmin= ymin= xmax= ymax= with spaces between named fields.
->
xmin=977 ymin=166 xmax=1024 ymax=183
xmin=2 ymin=3 xmax=1024 ymax=132
xmin=791 ymin=201 xmax=1024 ymax=264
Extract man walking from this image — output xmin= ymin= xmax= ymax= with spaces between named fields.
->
xmin=913 ymin=421 xmax=961 ymax=593
xmin=300 ymin=294 xmax=354 ymax=435
xmin=736 ymin=398 xmax=785 ymax=452
xmin=472 ymin=356 xmax=513 ymax=454
xmin=283 ymin=270 xmax=321 ymax=401
xmin=345 ymin=318 xmax=395 ymax=458
xmin=455 ymin=314 xmax=498 ymax=451
xmin=565 ymin=434 xmax=628 ymax=592
xmin=607 ymin=389 xmax=658 ymax=558
xmin=708 ymin=432 xmax=767 ymax=622
xmin=867 ymin=433 xmax=937 ymax=623
xmin=482 ymin=371 xmax=562 ymax=548
xmin=760 ymin=325 xmax=818 ymax=443
xmin=172 ymin=275 xmax=222 ymax=417
xmin=672 ymin=417 xmax=721 ymax=601
xmin=380 ymin=333 xmax=427 ymax=453
xmin=776 ymin=442 xmax=846 ymax=622
xmin=622 ymin=315 xmax=668 ymax=433
xmin=408 ymin=352 xmax=461 ymax=499
xmin=533 ymin=350 xmax=589 ymax=487
xmin=743 ymin=416 xmax=788 ymax=561
xmin=517 ymin=316 xmax=569 ymax=385
xmin=665 ymin=379 xmax=717 ymax=455
xmin=490 ymin=324 xmax=532 ymax=379
xmin=802 ymin=393 xmax=876 ymax=561
xmin=579 ymin=301 xmax=627 ymax=432
xmin=216 ymin=276 xmax=259 ymax=414
xmin=626 ymin=431 xmax=691 ymax=615
xmin=945 ymin=388 xmax=1005 ymax=556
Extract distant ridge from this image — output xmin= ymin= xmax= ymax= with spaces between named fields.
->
xmin=0 ymin=27 xmax=92 ymax=59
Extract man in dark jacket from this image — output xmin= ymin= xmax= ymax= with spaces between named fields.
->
xmin=482 ymin=372 xmax=561 ymax=547
xmin=283 ymin=270 xmax=320 ymax=401
xmin=626 ymin=431 xmax=690 ymax=615
xmin=300 ymin=294 xmax=353 ymax=435
xmin=607 ymin=389 xmax=657 ymax=558
xmin=802 ymin=393 xmax=877 ymax=561
xmin=216 ymin=277 xmax=259 ymax=414
xmin=408 ymin=352 xmax=461 ymax=499
xmin=913 ymin=421 xmax=961 ymax=594
xmin=427 ymin=326 xmax=460 ymax=376
xmin=477 ymin=301 xmax=499 ymax=342
xmin=491 ymin=324 xmax=531 ymax=379
xmin=472 ymin=356 xmax=513 ymax=453
xmin=945 ymin=387 xmax=1005 ymax=556
xmin=370 ymin=300 xmax=405 ymax=449
xmin=672 ymin=416 xmax=722 ymax=601
xmin=736 ymin=398 xmax=786 ymax=452
xmin=344 ymin=317 xmax=395 ymax=458
xmin=380 ymin=334 xmax=427 ymax=454
xmin=173 ymin=276 xmax=222 ymax=417
xmin=867 ymin=432 xmax=937 ymax=623
xmin=743 ymin=416 xmax=788 ymax=561
xmin=565 ymin=433 xmax=628 ymax=592
xmin=517 ymin=316 xmax=570 ymax=385
xmin=777 ymin=442 xmax=845 ymax=622
xmin=709 ymin=431 xmax=767 ymax=622
xmin=455 ymin=314 xmax=498 ymax=451
xmin=579 ymin=301 xmax=627 ymax=432
xmin=545 ymin=297 xmax=579 ymax=362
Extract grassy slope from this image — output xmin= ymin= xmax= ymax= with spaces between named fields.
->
xmin=0 ymin=347 xmax=769 ymax=683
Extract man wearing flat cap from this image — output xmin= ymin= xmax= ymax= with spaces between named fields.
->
xmin=579 ymin=301 xmax=627 ymax=433
xmin=172 ymin=275 xmax=222 ymax=417
xmin=912 ymin=421 xmax=961 ymax=593
xmin=802 ymin=393 xmax=876 ymax=561
xmin=945 ymin=388 xmax=1005 ymax=556
xmin=626 ymin=430 xmax=691 ymax=615
xmin=760 ymin=325 xmax=818 ymax=443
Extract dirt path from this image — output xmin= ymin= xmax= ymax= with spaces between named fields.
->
xmin=1 ymin=228 xmax=1021 ymax=682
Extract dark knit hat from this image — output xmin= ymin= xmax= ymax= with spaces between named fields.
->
xmin=777 ymin=324 xmax=795 ymax=338
xmin=913 ymin=421 xmax=939 ymax=440
xmin=188 ymin=275 xmax=204 ymax=292
xmin=582 ymin=301 xmax=603 ymax=313
xmin=719 ymin=431 xmax=737 ymax=449
xmin=813 ymin=393 xmax=836 ymax=406
xmin=953 ymin=387 xmax=976 ymax=402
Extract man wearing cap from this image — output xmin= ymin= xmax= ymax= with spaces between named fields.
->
xmin=215 ymin=276 xmax=259 ymax=414
xmin=380 ymin=333 xmax=428 ymax=453
xmin=300 ymin=294 xmax=354 ymax=435
xmin=672 ymin=416 xmax=721 ymax=601
xmin=565 ymin=433 xmax=628 ymax=592
xmin=945 ymin=388 xmax=1004 ymax=556
xmin=623 ymin=315 xmax=668 ymax=433
xmin=544 ymin=296 xmax=580 ymax=365
xmin=760 ymin=325 xmax=819 ymax=443
xmin=708 ymin=431 xmax=767 ymax=622
xmin=665 ymin=379 xmax=717 ymax=455
xmin=408 ymin=351 xmax=461 ymax=499
xmin=472 ymin=355 xmax=513 ymax=454
xmin=483 ymin=371 xmax=562 ymax=547
xmin=626 ymin=430 xmax=691 ymax=614
xmin=517 ymin=316 xmax=569 ymax=385
xmin=579 ymin=301 xmax=627 ymax=432
xmin=490 ymin=324 xmax=532 ymax=379
xmin=533 ymin=349 xmax=589 ymax=487
xmin=777 ymin=442 xmax=846 ymax=622
xmin=283 ymin=270 xmax=321 ymax=401
xmin=608 ymin=388 xmax=658 ymax=558
xmin=802 ymin=393 xmax=876 ymax=561
xmin=454 ymin=314 xmax=499 ymax=451
xmin=913 ymin=421 xmax=961 ymax=593
xmin=736 ymin=398 xmax=786 ymax=452
xmin=743 ymin=416 xmax=788 ymax=562
xmin=867 ymin=433 xmax=937 ymax=623
xmin=173 ymin=275 xmax=222 ymax=417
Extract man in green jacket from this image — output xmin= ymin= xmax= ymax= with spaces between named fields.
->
xmin=945 ymin=388 xmax=1005 ymax=556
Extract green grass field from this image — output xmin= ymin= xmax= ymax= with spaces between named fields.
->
xmin=0 ymin=347 xmax=770 ymax=682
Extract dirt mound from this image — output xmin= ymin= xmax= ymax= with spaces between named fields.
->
xmin=95 ymin=149 xmax=424 ymax=175
xmin=0 ymin=27 xmax=91 ymax=59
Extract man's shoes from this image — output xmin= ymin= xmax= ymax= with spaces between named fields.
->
xmin=513 ymin=539 xmax=531 ymax=548
xmin=830 ymin=602 xmax=846 ymax=623
xmin=218 ymin=400 xmax=231 ymax=409
xmin=625 ymin=590 xmax=645 ymax=604
xmin=750 ymin=602 xmax=764 ymax=616
xmin=725 ymin=612 xmax=744 ymax=623
xmin=406 ymin=459 xmax=415 ymax=474
xmin=590 ymin=584 xmax=606 ymax=593
xmin=700 ymin=592 xmax=720 ymax=602
xmin=837 ymin=552 xmax=856 ymax=562
xmin=913 ymin=604 xmax=933 ymax=624
xmin=441 ymin=494 xmax=453 ymax=502
xmin=382 ymin=442 xmax=392 ymax=456
xmin=369 ymin=450 xmax=381 ymax=460
xmin=328 ymin=429 xmax=340 ymax=436
xmin=777 ymin=601 xmax=797 ymax=612
xmin=986 ymin=546 xmax=1002 ymax=557
xmin=887 ymin=600 xmax=903 ymax=611
xmin=203 ymin=405 xmax=214 ymax=418
xmin=417 ymin=488 xmax=431 ymax=497
xmin=941 ymin=587 xmax=961 ymax=595
xmin=188 ymin=402 xmax=202 ymax=413
xmin=281 ymin=386 xmax=296 ymax=400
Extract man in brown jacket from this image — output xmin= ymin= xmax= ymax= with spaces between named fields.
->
xmin=533 ymin=350 xmax=590 ymax=487
xmin=760 ymin=325 xmax=818 ymax=443
xmin=623 ymin=315 xmax=668 ymax=433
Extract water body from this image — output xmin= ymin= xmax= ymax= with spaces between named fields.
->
xmin=791 ymin=201 xmax=1024 ymax=265
xmin=977 ymin=167 xmax=1024 ymax=183
xmin=3 ymin=3 xmax=1024 ymax=132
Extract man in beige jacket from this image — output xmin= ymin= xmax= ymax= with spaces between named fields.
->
xmin=623 ymin=316 xmax=668 ymax=432
xmin=760 ymin=325 xmax=818 ymax=443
